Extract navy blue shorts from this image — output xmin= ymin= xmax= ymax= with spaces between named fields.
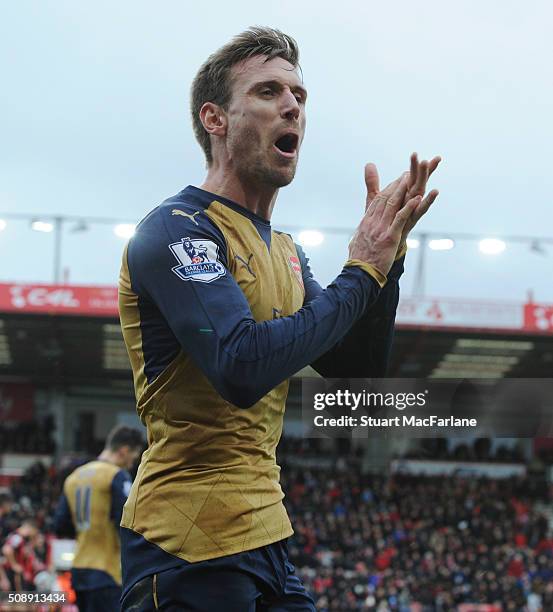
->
xmin=75 ymin=586 xmax=121 ymax=612
xmin=120 ymin=539 xmax=315 ymax=611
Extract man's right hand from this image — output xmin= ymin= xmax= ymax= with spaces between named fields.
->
xmin=349 ymin=173 xmax=421 ymax=277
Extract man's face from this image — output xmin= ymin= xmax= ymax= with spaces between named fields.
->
xmin=224 ymin=55 xmax=307 ymax=189
xmin=119 ymin=446 xmax=141 ymax=471
xmin=21 ymin=523 xmax=38 ymax=539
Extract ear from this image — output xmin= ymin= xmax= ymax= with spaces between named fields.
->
xmin=199 ymin=102 xmax=227 ymax=137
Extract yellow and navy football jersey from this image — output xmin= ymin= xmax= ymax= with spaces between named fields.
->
xmin=54 ymin=460 xmax=131 ymax=590
xmin=118 ymin=186 xmax=405 ymax=594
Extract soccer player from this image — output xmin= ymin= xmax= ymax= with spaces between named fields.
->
xmin=53 ymin=425 xmax=143 ymax=612
xmin=119 ymin=27 xmax=440 ymax=611
xmin=1 ymin=519 xmax=40 ymax=592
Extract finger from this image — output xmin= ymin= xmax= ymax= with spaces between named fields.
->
xmin=427 ymin=156 xmax=441 ymax=179
xmin=390 ymin=195 xmax=421 ymax=238
xmin=408 ymin=152 xmax=418 ymax=190
xmin=408 ymin=155 xmax=440 ymax=200
xmin=364 ymin=163 xmax=380 ymax=206
xmin=409 ymin=160 xmax=429 ymax=197
xmin=366 ymin=173 xmax=404 ymax=217
xmin=401 ymin=190 xmax=440 ymax=240
xmin=381 ymin=173 xmax=410 ymax=225
xmin=382 ymin=172 xmax=409 ymax=196
xmin=369 ymin=174 xmax=408 ymax=220
xmin=415 ymin=189 xmax=439 ymax=220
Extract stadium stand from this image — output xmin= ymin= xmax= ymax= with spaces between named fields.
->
xmin=278 ymin=438 xmax=553 ymax=611
xmin=0 ymin=436 xmax=551 ymax=610
xmin=0 ymin=419 xmax=56 ymax=455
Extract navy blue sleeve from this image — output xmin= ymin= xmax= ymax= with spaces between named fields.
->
xmin=110 ymin=470 xmax=132 ymax=527
xmin=297 ymin=244 xmax=405 ymax=377
xmin=127 ymin=210 xmax=382 ymax=408
xmin=53 ymin=493 xmax=75 ymax=538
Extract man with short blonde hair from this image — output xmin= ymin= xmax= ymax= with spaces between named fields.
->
xmin=119 ymin=26 xmax=439 ymax=611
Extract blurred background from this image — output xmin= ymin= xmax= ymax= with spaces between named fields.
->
xmin=1 ymin=1 xmax=552 ymax=610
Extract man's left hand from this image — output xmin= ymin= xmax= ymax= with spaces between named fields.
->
xmin=365 ymin=153 xmax=441 ymax=256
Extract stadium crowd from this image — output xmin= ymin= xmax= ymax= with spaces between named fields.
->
xmin=0 ymin=456 xmax=84 ymax=605
xmin=0 ymin=436 xmax=551 ymax=610
xmin=279 ymin=438 xmax=553 ymax=611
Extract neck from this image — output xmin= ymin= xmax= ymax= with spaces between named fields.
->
xmin=200 ymin=161 xmax=278 ymax=221
xmin=98 ymin=449 xmax=120 ymax=468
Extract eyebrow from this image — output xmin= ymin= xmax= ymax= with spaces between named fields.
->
xmin=250 ymin=79 xmax=308 ymax=100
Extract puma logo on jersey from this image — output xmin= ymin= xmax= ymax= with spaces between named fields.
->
xmin=234 ymin=254 xmax=256 ymax=278
xmin=172 ymin=209 xmax=201 ymax=225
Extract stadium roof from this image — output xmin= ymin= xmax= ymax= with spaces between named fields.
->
xmin=1 ymin=283 xmax=552 ymax=386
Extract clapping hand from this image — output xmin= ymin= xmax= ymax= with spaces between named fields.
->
xmin=364 ymin=153 xmax=441 ymax=254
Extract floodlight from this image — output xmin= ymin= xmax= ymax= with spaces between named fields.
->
xmin=298 ymin=230 xmax=324 ymax=247
xmin=428 ymin=238 xmax=454 ymax=251
xmin=114 ymin=224 xmax=136 ymax=239
xmin=31 ymin=220 xmax=54 ymax=233
xmin=479 ymin=238 xmax=506 ymax=255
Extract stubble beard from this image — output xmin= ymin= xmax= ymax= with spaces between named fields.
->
xmin=231 ymin=125 xmax=297 ymax=190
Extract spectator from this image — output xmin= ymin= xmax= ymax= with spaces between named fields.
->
xmin=278 ymin=439 xmax=552 ymax=610
xmin=2 ymin=519 xmax=41 ymax=591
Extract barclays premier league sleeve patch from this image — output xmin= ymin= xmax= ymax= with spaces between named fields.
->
xmin=168 ymin=237 xmax=226 ymax=283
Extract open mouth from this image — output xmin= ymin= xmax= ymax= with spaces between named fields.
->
xmin=274 ymin=133 xmax=299 ymax=157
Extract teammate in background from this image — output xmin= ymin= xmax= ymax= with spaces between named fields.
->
xmin=53 ymin=425 xmax=143 ymax=612
xmin=119 ymin=27 xmax=440 ymax=611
